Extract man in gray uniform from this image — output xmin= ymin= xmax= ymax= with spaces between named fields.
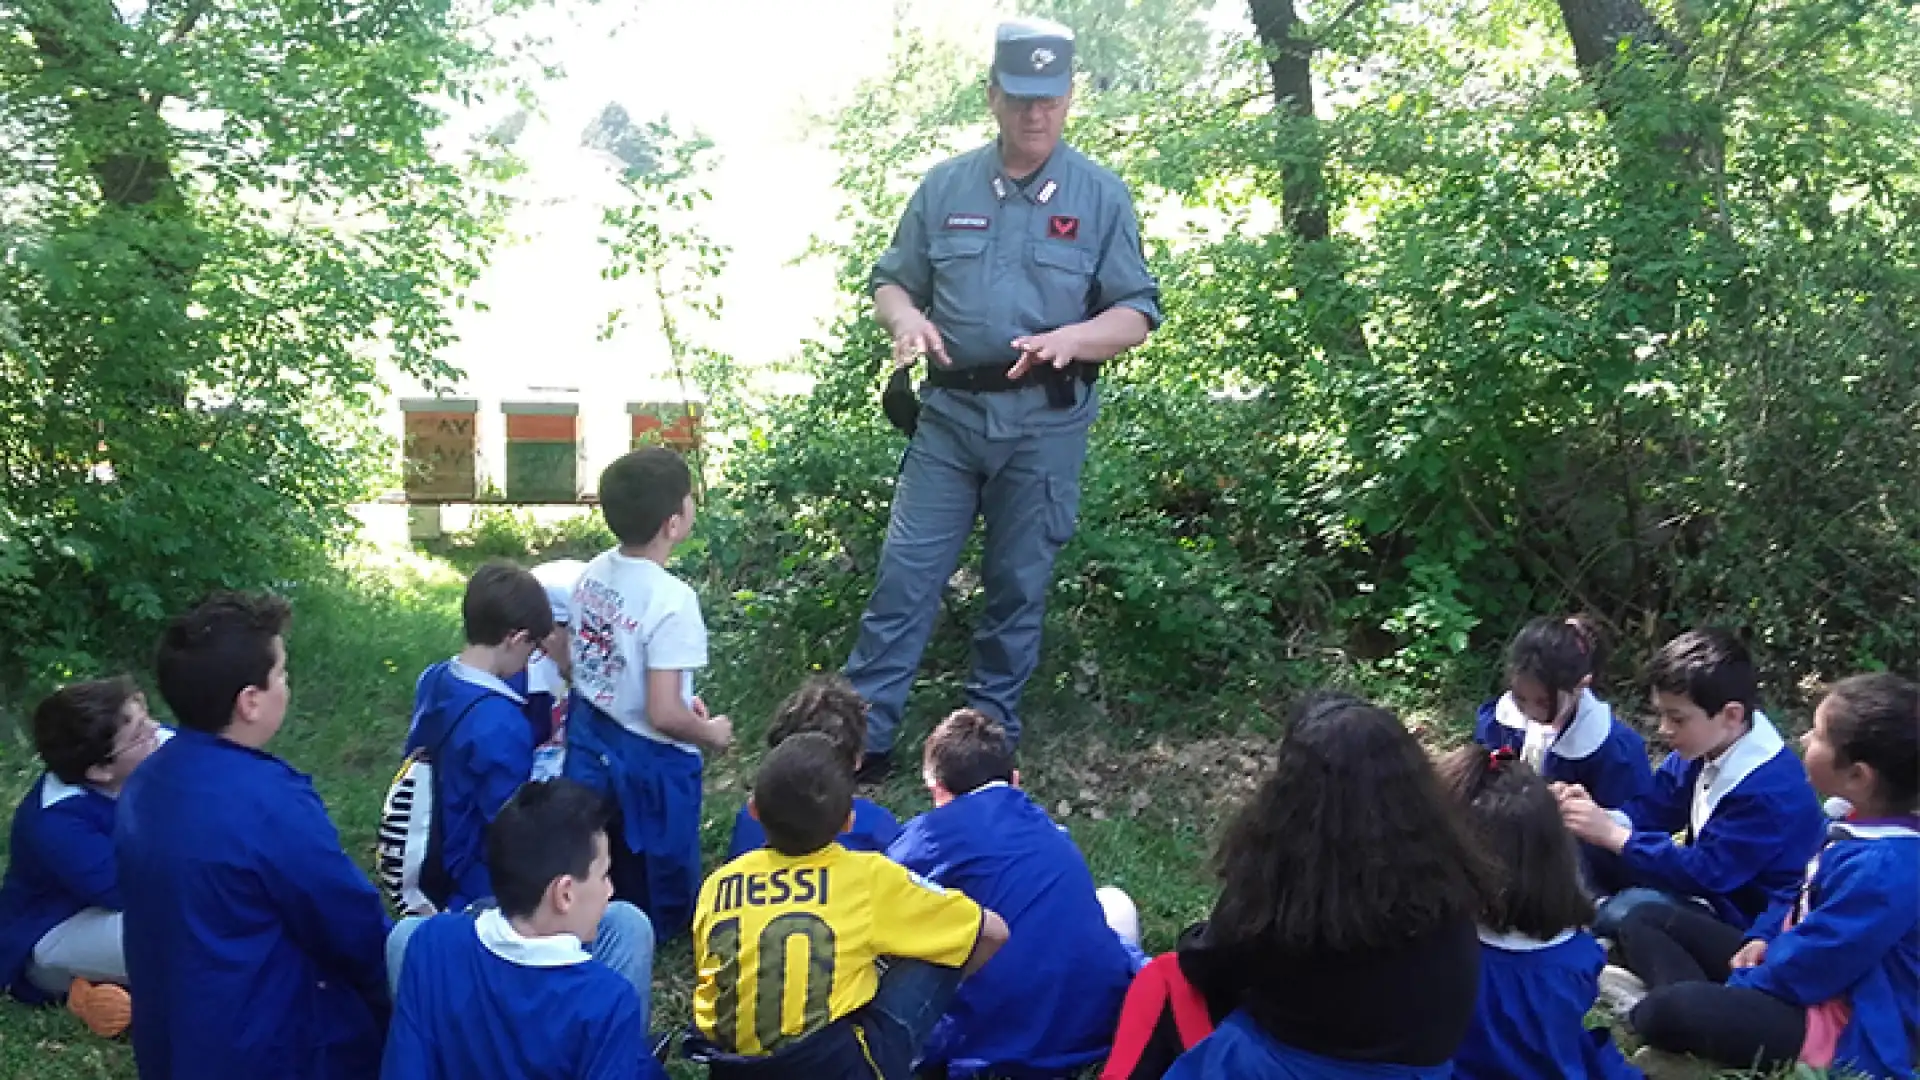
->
xmin=846 ymin=17 xmax=1161 ymax=780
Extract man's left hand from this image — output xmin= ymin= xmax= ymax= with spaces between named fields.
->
xmin=1008 ymin=327 xmax=1085 ymax=379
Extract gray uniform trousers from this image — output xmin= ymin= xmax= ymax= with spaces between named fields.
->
xmin=845 ymin=407 xmax=1087 ymax=754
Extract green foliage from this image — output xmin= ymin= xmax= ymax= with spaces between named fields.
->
xmin=712 ymin=0 xmax=1919 ymax=709
xmin=438 ymin=508 xmax=617 ymax=573
xmin=0 ymin=0 xmax=527 ymax=699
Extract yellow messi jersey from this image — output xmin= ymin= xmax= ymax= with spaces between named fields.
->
xmin=691 ymin=844 xmax=983 ymax=1055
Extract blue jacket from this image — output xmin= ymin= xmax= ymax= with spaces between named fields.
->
xmin=1452 ymin=929 xmax=1641 ymax=1080
xmin=1473 ymin=690 xmax=1651 ymax=811
xmin=117 ymin=727 xmax=392 ymax=1080
xmin=1610 ymin=712 xmax=1825 ymax=929
xmin=407 ymin=660 xmax=536 ymax=911
xmin=727 ymin=797 xmax=899 ymax=861
xmin=1728 ymin=818 xmax=1919 ymax=1079
xmin=1167 ymin=1011 xmax=1453 ymax=1080
xmin=889 ymin=784 xmax=1135 ymax=1078
xmin=0 ymin=774 xmax=120 ymax=1002
xmin=382 ymin=910 xmax=664 ymax=1080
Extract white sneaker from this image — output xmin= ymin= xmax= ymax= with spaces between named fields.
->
xmin=1097 ymin=886 xmax=1141 ymax=949
xmin=1629 ymin=1045 xmax=1713 ymax=1080
xmin=1597 ymin=964 xmax=1648 ymax=1020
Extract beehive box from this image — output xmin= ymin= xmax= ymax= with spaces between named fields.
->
xmin=399 ymin=398 xmax=479 ymax=502
xmin=502 ymin=401 xmax=582 ymax=504
xmin=627 ymin=401 xmax=702 ymax=452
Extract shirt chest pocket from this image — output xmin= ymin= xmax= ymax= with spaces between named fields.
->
xmin=928 ymin=233 xmax=990 ymax=325
xmin=1027 ymin=241 xmax=1097 ymax=322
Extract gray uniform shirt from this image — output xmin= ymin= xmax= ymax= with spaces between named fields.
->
xmin=871 ymin=141 xmax=1162 ymax=440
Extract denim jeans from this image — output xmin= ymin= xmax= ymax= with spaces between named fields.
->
xmin=1593 ymin=886 xmax=1688 ymax=938
xmin=386 ymin=900 xmax=655 ymax=1028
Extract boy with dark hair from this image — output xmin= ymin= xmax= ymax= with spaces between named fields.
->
xmin=382 ymin=778 xmax=666 ymax=1080
xmin=1559 ymin=628 xmax=1825 ymax=936
xmin=406 ymin=559 xmax=556 ymax=912
xmin=726 ymin=674 xmax=900 ymax=858
xmin=689 ymin=733 xmax=1010 ymax=1078
xmin=890 ymin=709 xmax=1142 ymax=1078
xmin=564 ymin=448 xmax=732 ymax=939
xmin=118 ymin=592 xmax=393 ymax=1079
xmin=0 ymin=678 xmax=167 ymax=1035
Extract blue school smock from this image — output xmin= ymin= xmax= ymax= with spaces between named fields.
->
xmin=408 ymin=660 xmax=537 ymax=911
xmin=0 ymin=774 xmax=120 ymax=1002
xmin=117 ymin=727 xmax=392 ymax=1080
xmin=381 ymin=910 xmax=664 ymax=1080
xmin=1604 ymin=712 xmax=1824 ymax=929
xmin=1452 ymin=929 xmax=1641 ymax=1080
xmin=561 ymin=694 xmax=702 ymax=937
xmin=1166 ymin=1011 xmax=1454 ymax=1080
xmin=887 ymin=783 xmax=1134 ymax=1078
xmin=1728 ymin=819 xmax=1919 ymax=1080
xmin=726 ymin=797 xmax=900 ymax=860
xmin=1473 ymin=690 xmax=1652 ymax=811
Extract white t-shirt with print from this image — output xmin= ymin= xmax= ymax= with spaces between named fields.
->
xmin=569 ymin=549 xmax=706 ymax=752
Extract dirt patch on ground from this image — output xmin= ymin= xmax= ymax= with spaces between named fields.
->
xmin=1029 ymin=733 xmax=1274 ymax=829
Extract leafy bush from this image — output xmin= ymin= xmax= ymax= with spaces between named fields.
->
xmin=702 ymin=0 xmax=1919 ymax=718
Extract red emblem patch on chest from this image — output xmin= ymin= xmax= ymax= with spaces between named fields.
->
xmin=1047 ymin=215 xmax=1079 ymax=241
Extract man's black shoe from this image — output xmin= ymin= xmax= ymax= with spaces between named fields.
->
xmin=854 ymin=751 xmax=894 ymax=786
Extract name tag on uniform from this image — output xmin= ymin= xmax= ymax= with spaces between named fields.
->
xmin=944 ymin=214 xmax=990 ymax=230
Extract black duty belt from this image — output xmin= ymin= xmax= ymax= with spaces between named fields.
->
xmin=883 ymin=362 xmax=1099 ymax=437
xmin=925 ymin=362 xmax=1099 ymax=394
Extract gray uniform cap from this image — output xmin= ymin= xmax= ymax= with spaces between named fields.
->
xmin=993 ymin=17 xmax=1075 ymax=98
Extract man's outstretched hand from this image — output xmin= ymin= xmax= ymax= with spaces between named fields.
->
xmin=1008 ymin=327 xmax=1082 ymax=380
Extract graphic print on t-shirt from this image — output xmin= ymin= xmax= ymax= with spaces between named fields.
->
xmin=571 ymin=578 xmax=635 ymax=709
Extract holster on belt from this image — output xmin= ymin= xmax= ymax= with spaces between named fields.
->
xmin=882 ymin=366 xmax=920 ymax=437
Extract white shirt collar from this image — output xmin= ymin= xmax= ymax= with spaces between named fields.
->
xmin=474 ymin=908 xmax=590 ymax=967
xmin=1477 ymin=926 xmax=1576 ymax=952
xmin=1552 ymin=690 xmax=1613 ymax=760
xmin=960 ymin=780 xmax=1013 ymax=797
xmin=1693 ymin=710 xmax=1784 ymax=830
xmin=1830 ymin=819 xmax=1920 ymax=842
xmin=40 ymin=773 xmax=87 ymax=809
xmin=448 ymin=659 xmax=527 ymax=705
xmin=1494 ymin=689 xmax=1611 ymax=762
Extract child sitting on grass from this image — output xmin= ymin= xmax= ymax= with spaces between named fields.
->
xmin=687 ymin=733 xmax=1010 ymax=1078
xmin=564 ymin=448 xmax=732 ymax=939
xmin=1608 ymin=672 xmax=1919 ymax=1080
xmin=1165 ymin=693 xmax=1491 ymax=1080
xmin=726 ymin=674 xmax=899 ymax=859
xmin=0 ymin=678 xmax=167 ymax=1036
xmin=1474 ymin=615 xmax=1650 ymax=813
xmin=1439 ymin=747 xmax=1638 ymax=1080
xmin=889 ymin=708 xmax=1142 ymax=1079
xmin=382 ymin=778 xmax=666 ymax=1080
xmin=118 ymin=592 xmax=392 ymax=1079
xmin=406 ymin=560 xmax=555 ymax=913
xmin=1559 ymin=628 xmax=1826 ymax=936
xmin=1159 ymin=687 xmax=1489 ymax=1076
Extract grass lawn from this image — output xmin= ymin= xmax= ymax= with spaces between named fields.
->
xmin=0 ymin=544 xmax=1792 ymax=1079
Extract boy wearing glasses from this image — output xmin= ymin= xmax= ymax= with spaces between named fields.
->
xmin=0 ymin=677 xmax=168 ymax=1034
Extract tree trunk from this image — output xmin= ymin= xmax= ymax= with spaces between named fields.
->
xmin=23 ymin=0 xmax=199 ymax=411
xmin=1246 ymin=0 xmax=1328 ymax=244
xmin=1245 ymin=0 xmax=1369 ymax=363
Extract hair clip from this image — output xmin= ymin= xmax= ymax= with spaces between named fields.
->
xmin=1489 ymin=747 xmax=1517 ymax=771
xmin=1565 ymin=617 xmax=1590 ymax=653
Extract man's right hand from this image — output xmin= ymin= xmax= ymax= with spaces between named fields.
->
xmin=891 ymin=310 xmax=950 ymax=370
